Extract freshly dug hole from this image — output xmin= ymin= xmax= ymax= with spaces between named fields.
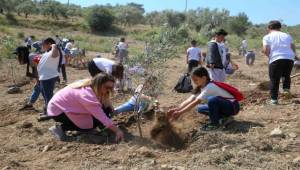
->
xmin=150 ymin=110 xmax=185 ymax=149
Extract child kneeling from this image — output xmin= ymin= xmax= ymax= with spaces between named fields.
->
xmin=167 ymin=67 xmax=243 ymax=131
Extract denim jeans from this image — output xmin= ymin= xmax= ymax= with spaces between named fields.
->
xmin=40 ymin=76 xmax=58 ymax=114
xmin=29 ymin=81 xmax=40 ymax=104
xmin=197 ymin=96 xmax=240 ymax=125
xmin=115 ymin=101 xmax=148 ymax=114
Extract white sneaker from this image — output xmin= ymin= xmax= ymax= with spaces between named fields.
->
xmin=49 ymin=125 xmax=66 ymax=141
xmin=269 ymin=99 xmax=278 ymax=105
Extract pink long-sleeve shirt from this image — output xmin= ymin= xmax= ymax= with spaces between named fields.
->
xmin=47 ymin=86 xmax=114 ymax=129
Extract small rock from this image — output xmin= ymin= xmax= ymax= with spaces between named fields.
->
xmin=270 ymin=128 xmax=284 ymax=137
xmin=61 ymin=146 xmax=68 ymax=152
xmin=42 ymin=145 xmax=50 ymax=152
xmin=20 ymin=122 xmax=33 ymax=129
xmin=288 ymin=132 xmax=297 ymax=138
xmin=137 ymin=146 xmax=156 ymax=158
xmin=221 ymin=145 xmax=230 ymax=152
xmin=293 ymin=156 xmax=300 ymax=163
xmin=211 ymin=149 xmax=219 ymax=154
xmin=174 ymin=166 xmax=185 ymax=170
xmin=161 ymin=164 xmax=171 ymax=170
xmin=2 ymin=166 xmax=10 ymax=170
xmin=149 ymin=159 xmax=156 ymax=165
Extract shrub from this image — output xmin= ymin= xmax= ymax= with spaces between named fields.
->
xmin=87 ymin=7 xmax=115 ymax=32
xmin=17 ymin=32 xmax=25 ymax=39
xmin=0 ymin=35 xmax=18 ymax=61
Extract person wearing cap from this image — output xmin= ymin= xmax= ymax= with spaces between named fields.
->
xmin=37 ymin=38 xmax=62 ymax=120
xmin=205 ymin=29 xmax=228 ymax=82
xmin=263 ymin=20 xmax=296 ymax=105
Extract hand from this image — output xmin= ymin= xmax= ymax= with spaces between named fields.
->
xmin=51 ymin=44 xmax=57 ymax=49
xmin=115 ymin=128 xmax=124 ymax=142
xmin=208 ymin=64 xmax=215 ymax=68
xmin=233 ymin=63 xmax=239 ymax=70
xmin=171 ymin=111 xmax=182 ymax=121
xmin=166 ymin=108 xmax=178 ymax=119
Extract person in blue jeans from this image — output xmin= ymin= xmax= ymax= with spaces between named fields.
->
xmin=114 ymin=76 xmax=157 ymax=114
xmin=37 ymin=38 xmax=61 ymax=121
xmin=167 ymin=67 xmax=240 ymax=131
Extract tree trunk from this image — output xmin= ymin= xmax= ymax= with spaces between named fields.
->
xmin=25 ymin=13 xmax=28 ymax=18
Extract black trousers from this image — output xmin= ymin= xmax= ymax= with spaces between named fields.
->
xmin=88 ymin=60 xmax=103 ymax=77
xmin=61 ymin=64 xmax=67 ymax=81
xmin=188 ymin=60 xmax=199 ymax=73
xmin=53 ymin=107 xmax=113 ymax=131
xmin=269 ymin=59 xmax=294 ymax=100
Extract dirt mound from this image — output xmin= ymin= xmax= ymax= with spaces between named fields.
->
xmin=257 ymin=81 xmax=270 ymax=91
xmin=150 ymin=110 xmax=185 ymax=149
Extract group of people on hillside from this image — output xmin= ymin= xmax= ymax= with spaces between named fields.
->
xmin=16 ymin=20 xmax=297 ymax=142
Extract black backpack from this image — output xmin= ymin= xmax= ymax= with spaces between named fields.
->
xmin=174 ymin=73 xmax=193 ymax=93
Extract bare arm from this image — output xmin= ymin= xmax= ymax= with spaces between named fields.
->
xmin=263 ymin=45 xmax=270 ymax=58
xmin=186 ymin=52 xmax=189 ymax=64
xmin=291 ymin=43 xmax=296 ymax=54
xmin=50 ymin=44 xmax=59 ymax=58
xmin=178 ymin=95 xmax=196 ymax=110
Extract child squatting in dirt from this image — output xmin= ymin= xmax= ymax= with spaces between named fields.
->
xmin=167 ymin=67 xmax=242 ymax=131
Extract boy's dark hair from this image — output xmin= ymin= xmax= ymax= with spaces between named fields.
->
xmin=112 ymin=63 xmax=124 ymax=79
xmin=70 ymin=39 xmax=75 ymax=43
xmin=215 ymin=29 xmax=228 ymax=36
xmin=191 ymin=66 xmax=211 ymax=94
xmin=191 ymin=40 xmax=197 ymax=46
xmin=268 ymin=20 xmax=282 ymax=30
xmin=42 ymin=37 xmax=56 ymax=45
xmin=120 ymin=37 xmax=125 ymax=42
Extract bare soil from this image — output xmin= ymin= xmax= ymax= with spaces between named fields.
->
xmin=0 ymin=52 xmax=300 ymax=170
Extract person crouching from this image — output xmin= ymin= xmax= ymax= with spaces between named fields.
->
xmin=47 ymin=73 xmax=124 ymax=142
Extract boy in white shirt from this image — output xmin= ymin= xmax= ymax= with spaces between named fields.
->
xmin=115 ymin=37 xmax=129 ymax=63
xmin=262 ymin=20 xmax=296 ymax=105
xmin=186 ymin=40 xmax=202 ymax=72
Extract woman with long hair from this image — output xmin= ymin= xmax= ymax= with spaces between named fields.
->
xmin=47 ymin=73 xmax=124 ymax=141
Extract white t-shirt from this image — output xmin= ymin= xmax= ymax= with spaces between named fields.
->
xmin=38 ymin=50 xmax=59 ymax=80
xmin=117 ymin=42 xmax=128 ymax=50
xmin=242 ymin=40 xmax=248 ymax=49
xmin=92 ymin=58 xmax=115 ymax=75
xmin=65 ymin=42 xmax=73 ymax=50
xmin=187 ymin=47 xmax=201 ymax=61
xmin=263 ymin=31 xmax=295 ymax=64
xmin=193 ymin=83 xmax=234 ymax=102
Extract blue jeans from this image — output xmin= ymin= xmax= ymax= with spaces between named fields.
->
xmin=29 ymin=81 xmax=40 ymax=104
xmin=115 ymin=101 xmax=148 ymax=114
xmin=197 ymin=96 xmax=240 ymax=125
xmin=40 ymin=77 xmax=58 ymax=114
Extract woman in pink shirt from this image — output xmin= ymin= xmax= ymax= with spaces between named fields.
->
xmin=48 ymin=73 xmax=124 ymax=141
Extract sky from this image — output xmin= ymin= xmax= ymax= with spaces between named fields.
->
xmin=58 ymin=0 xmax=300 ymax=26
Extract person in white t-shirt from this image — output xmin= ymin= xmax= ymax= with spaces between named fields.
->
xmin=262 ymin=20 xmax=296 ymax=105
xmin=167 ymin=67 xmax=240 ymax=131
xmin=115 ymin=37 xmax=129 ymax=63
xmin=64 ymin=39 xmax=74 ymax=64
xmin=88 ymin=57 xmax=124 ymax=79
xmin=186 ymin=40 xmax=202 ymax=72
xmin=37 ymin=38 xmax=61 ymax=120
xmin=240 ymin=39 xmax=248 ymax=56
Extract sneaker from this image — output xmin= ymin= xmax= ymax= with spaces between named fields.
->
xmin=200 ymin=123 xmax=220 ymax=131
xmin=219 ymin=116 xmax=234 ymax=126
xmin=37 ymin=114 xmax=52 ymax=121
xmin=19 ymin=104 xmax=34 ymax=111
xmin=49 ymin=125 xmax=66 ymax=141
xmin=269 ymin=99 xmax=278 ymax=105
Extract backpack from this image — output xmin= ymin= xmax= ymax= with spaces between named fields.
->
xmin=174 ymin=73 xmax=193 ymax=93
xmin=212 ymin=81 xmax=244 ymax=101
